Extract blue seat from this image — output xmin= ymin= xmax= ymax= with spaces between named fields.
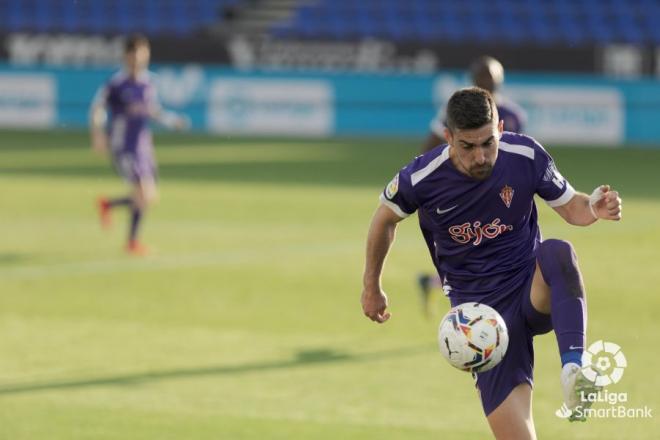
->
xmin=441 ymin=17 xmax=466 ymax=43
xmin=0 ymin=0 xmax=232 ymax=36
xmin=6 ymin=0 xmax=25 ymax=31
xmin=587 ymin=18 xmax=614 ymax=44
xmin=617 ymin=17 xmax=644 ymax=44
xmin=5 ymin=0 xmax=654 ymax=45
xmin=33 ymin=0 xmax=54 ymax=32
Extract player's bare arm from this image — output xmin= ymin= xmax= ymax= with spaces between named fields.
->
xmin=553 ymin=185 xmax=622 ymax=225
xmin=150 ymin=107 xmax=190 ymax=131
xmin=147 ymin=86 xmax=190 ymax=131
xmin=89 ymin=101 xmax=109 ymax=155
xmin=361 ymin=203 xmax=404 ymax=323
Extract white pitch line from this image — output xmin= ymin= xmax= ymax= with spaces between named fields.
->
xmin=0 ymin=242 xmax=357 ymax=280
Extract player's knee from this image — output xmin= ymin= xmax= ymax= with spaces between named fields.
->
xmin=131 ymin=197 xmax=142 ymax=210
xmin=132 ymin=185 xmax=156 ymax=209
xmin=144 ymin=194 xmax=158 ymax=209
xmin=141 ymin=184 xmax=157 ymax=206
xmin=131 ymin=193 xmax=147 ymax=210
xmin=141 ymin=193 xmax=155 ymax=207
xmin=538 ymin=239 xmax=575 ymax=262
xmin=537 ymin=239 xmax=584 ymax=299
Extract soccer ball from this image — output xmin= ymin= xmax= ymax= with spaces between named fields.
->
xmin=438 ymin=302 xmax=509 ymax=373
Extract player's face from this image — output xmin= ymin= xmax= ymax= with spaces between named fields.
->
xmin=124 ymin=45 xmax=150 ymax=76
xmin=445 ymin=119 xmax=504 ymax=181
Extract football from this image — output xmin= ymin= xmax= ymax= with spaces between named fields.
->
xmin=438 ymin=302 xmax=509 ymax=373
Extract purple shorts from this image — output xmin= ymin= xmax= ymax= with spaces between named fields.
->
xmin=451 ymin=266 xmax=553 ymax=416
xmin=113 ymin=152 xmax=157 ymax=184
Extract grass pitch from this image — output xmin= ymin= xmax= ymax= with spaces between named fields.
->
xmin=0 ymin=130 xmax=658 ymax=439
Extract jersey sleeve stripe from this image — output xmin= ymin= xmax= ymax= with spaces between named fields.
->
xmin=499 ymin=141 xmax=535 ymax=160
xmin=544 ymin=182 xmax=576 ymax=207
xmin=411 ymin=146 xmax=450 ymax=186
xmin=379 ymin=194 xmax=412 ymax=218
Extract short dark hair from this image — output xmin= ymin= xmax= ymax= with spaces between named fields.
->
xmin=445 ymin=87 xmax=498 ymax=131
xmin=124 ymin=34 xmax=150 ymax=53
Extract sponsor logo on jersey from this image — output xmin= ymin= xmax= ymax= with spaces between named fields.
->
xmin=500 ymin=185 xmax=514 ymax=208
xmin=448 ymin=218 xmax=513 ymax=246
xmin=385 ymin=174 xmax=399 ymax=199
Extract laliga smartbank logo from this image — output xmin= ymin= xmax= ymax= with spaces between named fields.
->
xmin=582 ymin=340 xmax=627 ymax=386
xmin=555 ymin=340 xmax=653 ymax=420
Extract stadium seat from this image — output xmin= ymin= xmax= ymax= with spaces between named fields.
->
xmin=0 ymin=0 xmax=238 ymax=36
xmin=0 ymin=0 xmax=656 ymax=45
xmin=267 ymin=0 xmax=658 ymax=46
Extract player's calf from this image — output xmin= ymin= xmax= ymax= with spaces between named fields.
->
xmin=537 ymin=239 xmax=601 ymax=418
xmin=537 ymin=239 xmax=586 ymax=366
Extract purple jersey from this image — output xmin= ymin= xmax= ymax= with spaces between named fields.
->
xmin=431 ymin=94 xmax=527 ymax=136
xmin=93 ymin=71 xmax=160 ymax=155
xmin=381 ymin=132 xmax=574 ymax=302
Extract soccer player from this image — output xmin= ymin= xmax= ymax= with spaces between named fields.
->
xmin=422 ymin=55 xmax=527 ymax=153
xmin=90 ymin=34 xmax=188 ymax=255
xmin=361 ymin=88 xmax=622 ymax=438
xmin=417 ymin=55 xmax=527 ymax=312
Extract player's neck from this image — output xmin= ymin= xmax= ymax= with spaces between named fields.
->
xmin=126 ymin=68 xmax=146 ymax=81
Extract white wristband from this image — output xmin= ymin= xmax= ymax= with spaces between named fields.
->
xmin=588 ymin=186 xmax=604 ymax=220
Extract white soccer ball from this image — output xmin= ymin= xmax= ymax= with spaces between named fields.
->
xmin=438 ymin=302 xmax=509 ymax=373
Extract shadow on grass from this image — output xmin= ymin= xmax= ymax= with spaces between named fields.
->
xmin=0 ymin=254 xmax=26 ymax=265
xmin=1 ymin=129 xmax=658 ymax=197
xmin=0 ymin=158 xmax=407 ymax=189
xmin=0 ymin=134 xmax=418 ymax=189
xmin=0 ymin=345 xmax=433 ymax=395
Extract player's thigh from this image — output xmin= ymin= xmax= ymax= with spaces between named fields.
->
xmin=529 ymin=263 xmax=551 ymax=314
xmin=486 ymin=383 xmax=537 ymax=440
xmin=113 ymin=153 xmax=137 ymax=183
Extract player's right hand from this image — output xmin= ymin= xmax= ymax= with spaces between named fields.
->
xmin=91 ymin=130 xmax=109 ymax=156
xmin=175 ymin=115 xmax=191 ymax=131
xmin=361 ymin=288 xmax=391 ymax=323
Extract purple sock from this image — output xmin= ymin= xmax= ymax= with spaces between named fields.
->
xmin=537 ymin=239 xmax=586 ymax=366
xmin=129 ymin=206 xmax=143 ymax=242
xmin=108 ymin=197 xmax=132 ymax=208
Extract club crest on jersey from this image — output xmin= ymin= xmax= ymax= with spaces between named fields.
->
xmin=385 ymin=174 xmax=399 ymax=199
xmin=448 ymin=218 xmax=514 ymax=246
xmin=500 ymin=185 xmax=514 ymax=208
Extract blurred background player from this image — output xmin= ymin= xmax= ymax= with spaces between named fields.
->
xmin=417 ymin=56 xmax=528 ymax=314
xmin=90 ymin=34 xmax=189 ymax=255
xmin=423 ymin=56 xmax=527 ymax=153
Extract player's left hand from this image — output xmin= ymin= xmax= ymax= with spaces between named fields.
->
xmin=590 ymin=185 xmax=622 ymax=221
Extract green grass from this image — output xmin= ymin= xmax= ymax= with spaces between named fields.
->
xmin=0 ymin=129 xmax=658 ymax=439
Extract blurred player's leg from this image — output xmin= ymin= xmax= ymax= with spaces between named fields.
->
xmin=415 ymin=273 xmax=443 ymax=316
xmin=126 ymin=178 xmax=157 ymax=255
xmin=486 ymin=383 xmax=537 ymax=440
xmin=416 ymin=273 xmax=432 ymax=315
xmin=97 ymin=196 xmax=132 ymax=228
